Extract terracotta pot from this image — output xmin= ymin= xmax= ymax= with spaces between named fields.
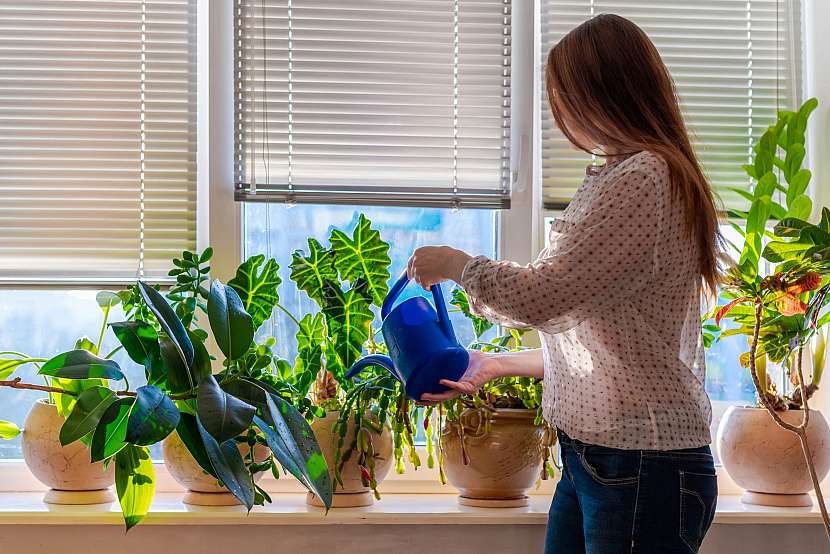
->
xmin=162 ymin=430 xmax=270 ymax=506
xmin=306 ymin=410 xmax=393 ymax=508
xmin=21 ymin=399 xmax=115 ymax=505
xmin=442 ymin=408 xmax=554 ymax=507
xmin=717 ymin=405 xmax=830 ymax=506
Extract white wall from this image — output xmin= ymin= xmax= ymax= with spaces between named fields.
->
xmin=806 ymin=0 xmax=830 ymax=214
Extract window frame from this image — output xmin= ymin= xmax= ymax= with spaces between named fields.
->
xmin=1 ymin=0 xmax=828 ymax=493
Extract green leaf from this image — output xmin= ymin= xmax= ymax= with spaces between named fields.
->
xmin=294 ymin=313 xmax=325 ymax=378
xmin=126 ymin=385 xmax=179 ymax=446
xmin=787 ymin=169 xmax=812 ymax=201
xmin=290 ymin=238 xmax=337 ymax=305
xmin=159 ymin=336 xmax=193 ymax=394
xmin=188 ymin=331 xmax=212 ymax=384
xmin=110 ymin=321 xmax=161 ymax=378
xmin=91 ymin=397 xmax=134 ymax=462
xmin=138 ymin=281 xmax=194 ymax=369
xmin=207 ymin=279 xmax=255 ymax=361
xmin=115 ymin=445 xmax=154 ymax=531
xmin=40 ymin=350 xmax=124 ymax=381
xmin=196 ymin=417 xmax=255 ymax=510
xmin=785 ymin=194 xmax=813 ymax=221
xmin=0 ymin=421 xmax=21 ymax=439
xmin=228 ymin=255 xmax=282 ymax=331
xmin=0 ymin=357 xmax=35 ymax=380
xmin=322 ymin=281 xmax=374 ymax=371
xmin=451 ymin=288 xmax=493 ymax=339
xmin=774 ymin=217 xmax=812 ymax=237
xmin=329 ymin=214 xmax=391 ymax=306
xmin=59 ymin=386 xmax=117 ymax=446
xmin=258 ymin=393 xmax=332 ymax=509
xmin=96 ymin=291 xmax=121 ymax=310
xmin=174 ymin=413 xmax=217 ymax=478
xmin=196 ymin=374 xmax=256 ymax=444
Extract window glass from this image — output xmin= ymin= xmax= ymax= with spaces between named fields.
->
xmin=0 ymin=291 xmax=151 ymax=459
xmin=244 ymin=204 xmax=499 ymax=361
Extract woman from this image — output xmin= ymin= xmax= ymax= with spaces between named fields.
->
xmin=408 ymin=14 xmax=722 ymax=554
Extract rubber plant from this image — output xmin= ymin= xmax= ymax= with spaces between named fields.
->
xmin=423 ymin=288 xmax=556 ymax=484
xmin=0 ymin=249 xmax=333 ymax=530
xmin=709 ymin=98 xmax=830 ymax=539
xmin=285 ymin=214 xmax=422 ymax=498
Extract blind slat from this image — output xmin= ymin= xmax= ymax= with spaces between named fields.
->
xmin=234 ymin=0 xmax=511 ymax=209
xmin=0 ymin=0 xmax=198 ymax=283
xmin=540 ymin=0 xmax=803 ymax=210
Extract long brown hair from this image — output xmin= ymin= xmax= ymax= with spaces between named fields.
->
xmin=546 ymin=14 xmax=722 ymax=296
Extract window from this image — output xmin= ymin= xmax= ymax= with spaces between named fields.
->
xmin=0 ymin=1 xmax=197 ymax=459
xmin=233 ymin=0 xmax=512 ymax=209
xmin=539 ymin=0 xmax=803 ymax=210
xmin=0 ymin=0 xmax=198 ymax=283
xmin=243 ymin=204 xmax=498 ymax=361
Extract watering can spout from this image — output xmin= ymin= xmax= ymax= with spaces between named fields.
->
xmin=344 ymin=354 xmax=401 ymax=382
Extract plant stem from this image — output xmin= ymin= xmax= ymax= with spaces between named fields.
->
xmin=749 ymin=300 xmax=830 ymax=540
xmin=0 ymin=377 xmax=196 ymax=401
xmin=104 ymin=345 xmax=124 ymax=359
xmin=96 ymin=305 xmax=111 ymax=354
xmin=274 ymin=302 xmax=301 ymax=328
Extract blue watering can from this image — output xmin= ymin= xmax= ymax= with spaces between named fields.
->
xmin=344 ymin=272 xmax=470 ymax=400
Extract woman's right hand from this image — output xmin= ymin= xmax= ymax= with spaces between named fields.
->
xmin=420 ymin=350 xmax=502 ymax=404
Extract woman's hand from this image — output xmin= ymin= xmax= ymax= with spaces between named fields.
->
xmin=407 ymin=246 xmax=472 ymax=289
xmin=420 ymin=350 xmax=503 ymax=403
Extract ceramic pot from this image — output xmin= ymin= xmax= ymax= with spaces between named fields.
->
xmin=717 ymin=405 xmax=830 ymax=506
xmin=21 ymin=399 xmax=115 ymax=505
xmin=162 ymin=430 xmax=270 ymax=506
xmin=442 ymin=408 xmax=554 ymax=507
xmin=306 ymin=410 xmax=393 ymax=508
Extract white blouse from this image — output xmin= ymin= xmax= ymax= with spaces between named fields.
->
xmin=462 ymin=150 xmax=712 ymax=450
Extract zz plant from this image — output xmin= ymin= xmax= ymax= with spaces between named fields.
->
xmin=0 ymin=250 xmax=333 ymax=530
xmin=710 ymin=97 xmax=830 ymax=538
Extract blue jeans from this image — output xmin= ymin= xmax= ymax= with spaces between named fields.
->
xmin=545 ymin=430 xmax=717 ymax=553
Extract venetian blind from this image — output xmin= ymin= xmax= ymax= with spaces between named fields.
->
xmin=0 ymin=0 xmax=197 ymax=283
xmin=234 ymin=0 xmax=512 ymax=209
xmin=540 ymin=0 xmax=803 ymax=209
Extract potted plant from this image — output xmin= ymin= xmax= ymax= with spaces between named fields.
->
xmin=0 ymin=249 xmax=333 ymax=529
xmin=0 ymin=292 xmax=123 ymax=506
xmin=429 ymin=289 xmax=555 ymax=507
xmin=284 ymin=214 xmax=421 ymax=507
xmin=711 ymin=98 xmax=830 ymax=536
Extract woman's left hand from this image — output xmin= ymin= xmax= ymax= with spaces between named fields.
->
xmin=407 ymin=246 xmax=472 ymax=289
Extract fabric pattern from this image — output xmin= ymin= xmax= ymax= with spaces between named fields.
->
xmin=462 ymin=150 xmax=712 ymax=450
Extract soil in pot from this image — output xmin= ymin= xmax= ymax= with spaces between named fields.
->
xmin=162 ymin=430 xmax=270 ymax=506
xmin=306 ymin=410 xmax=393 ymax=508
xmin=441 ymin=408 xmax=553 ymax=508
xmin=21 ymin=399 xmax=115 ymax=505
xmin=717 ymin=405 xmax=830 ymax=507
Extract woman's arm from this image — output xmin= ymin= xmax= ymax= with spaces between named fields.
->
xmin=408 ymin=165 xmax=663 ymax=333
xmin=420 ymin=348 xmax=544 ymax=403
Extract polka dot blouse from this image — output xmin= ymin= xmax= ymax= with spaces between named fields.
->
xmin=462 ymin=150 xmax=712 ymax=450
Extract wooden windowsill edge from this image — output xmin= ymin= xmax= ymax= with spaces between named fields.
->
xmin=0 ymin=492 xmax=825 ymax=526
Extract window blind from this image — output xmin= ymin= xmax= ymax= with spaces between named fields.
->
xmin=0 ymin=0 xmax=197 ymax=284
xmin=540 ymin=0 xmax=803 ymax=210
xmin=234 ymin=0 xmax=511 ymax=209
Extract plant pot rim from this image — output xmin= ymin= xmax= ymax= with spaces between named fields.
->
xmin=728 ymin=405 xmax=817 ymax=413
xmin=460 ymin=407 xmax=540 ymax=420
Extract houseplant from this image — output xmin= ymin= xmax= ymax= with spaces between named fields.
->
xmin=0 ymin=250 xmax=333 ymax=529
xmin=0 ymin=292 xmax=123 ymax=505
xmin=711 ymin=98 xmax=830 ymax=537
xmin=429 ymin=289 xmax=555 ymax=507
xmin=285 ymin=214 xmax=421 ymax=506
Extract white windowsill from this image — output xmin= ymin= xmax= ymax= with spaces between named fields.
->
xmin=0 ymin=492 xmax=825 ymax=527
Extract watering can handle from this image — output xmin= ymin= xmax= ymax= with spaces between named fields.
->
xmin=382 ymin=272 xmax=456 ymax=342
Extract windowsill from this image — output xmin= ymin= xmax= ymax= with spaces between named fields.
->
xmin=0 ymin=492 xmax=825 ymax=527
